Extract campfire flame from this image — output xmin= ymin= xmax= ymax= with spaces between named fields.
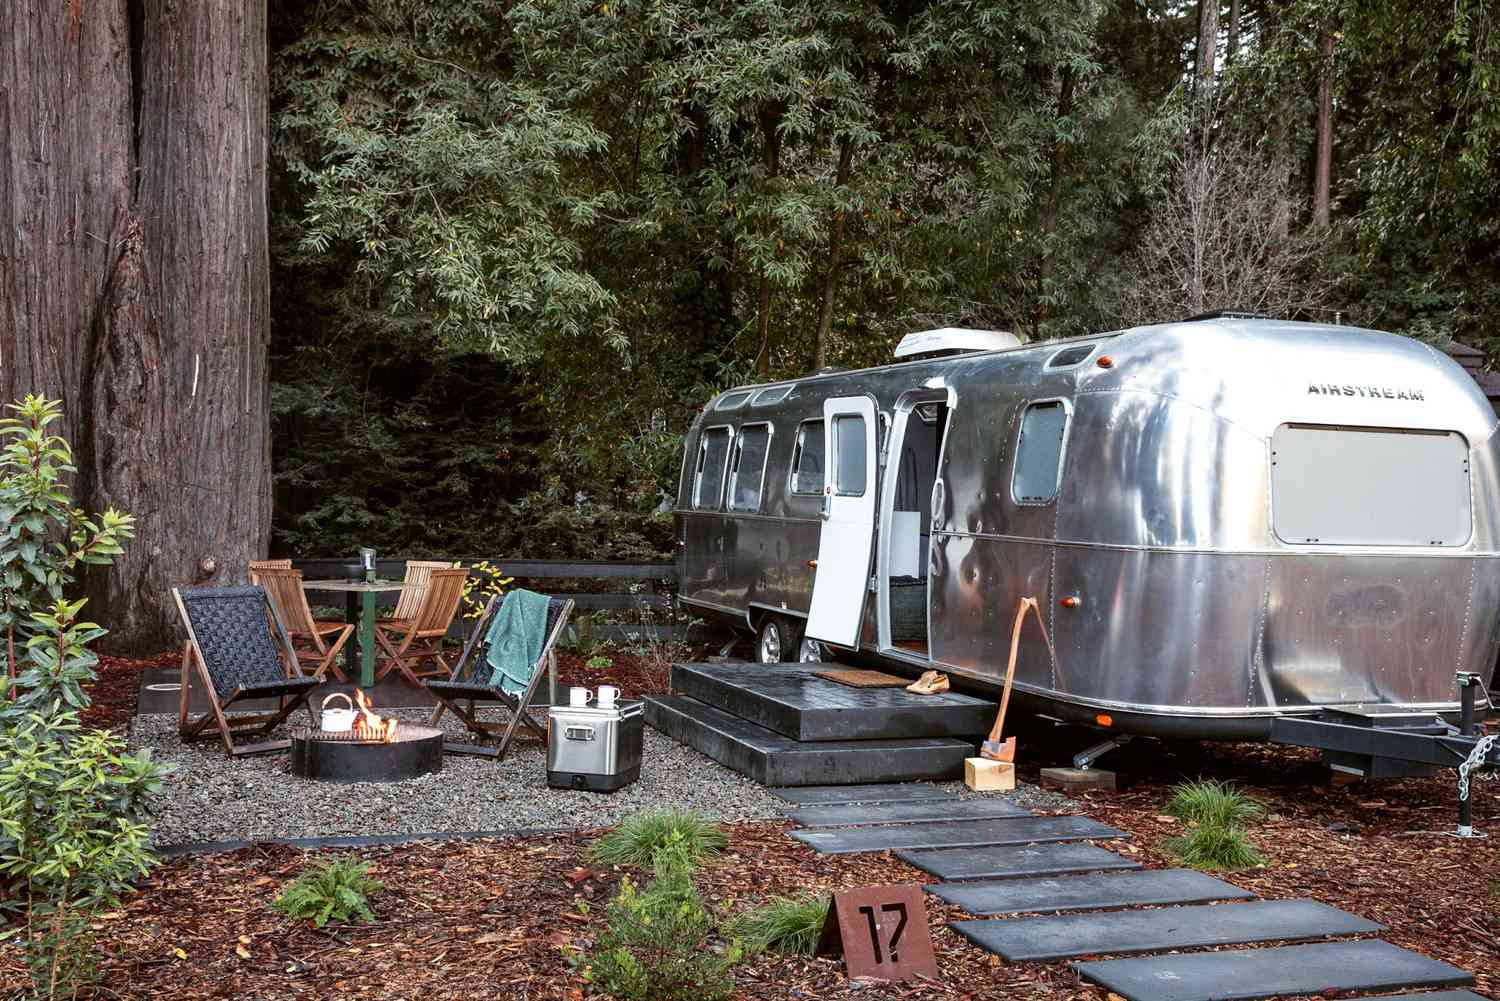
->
xmin=352 ymin=689 xmax=399 ymax=742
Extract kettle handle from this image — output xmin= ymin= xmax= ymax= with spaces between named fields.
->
xmin=321 ymin=692 xmax=354 ymax=711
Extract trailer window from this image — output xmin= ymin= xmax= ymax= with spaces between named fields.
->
xmin=1271 ymin=424 xmax=1471 ymax=546
xmin=693 ymin=427 xmax=732 ymax=509
xmin=791 ymin=421 xmax=825 ymax=494
xmin=729 ymin=424 xmax=772 ymax=511
xmin=1012 ymin=401 xmax=1069 ymax=504
xmin=834 ymin=414 xmax=868 ymax=496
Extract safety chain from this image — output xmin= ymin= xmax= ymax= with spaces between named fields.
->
xmin=1458 ymin=732 xmax=1498 ymax=803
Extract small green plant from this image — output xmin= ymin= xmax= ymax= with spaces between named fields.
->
xmin=1165 ymin=780 xmax=1263 ymax=829
xmin=1164 ymin=823 xmax=1265 ymax=871
xmin=729 ymin=893 xmax=830 ymax=955
xmin=583 ymin=839 xmax=738 ymax=1001
xmin=591 ymin=809 xmax=729 ymax=869
xmin=273 ymin=855 xmax=384 ymax=927
xmin=585 ymin=654 xmax=614 ymax=671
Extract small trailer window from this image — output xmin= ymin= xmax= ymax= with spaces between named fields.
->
xmin=693 ymin=427 xmax=733 ymax=509
xmin=791 ymin=421 xmax=825 ymax=494
xmin=729 ymin=424 xmax=772 ymax=511
xmin=834 ymin=414 xmax=868 ymax=496
xmin=1271 ymin=424 xmax=1471 ymax=546
xmin=1012 ymin=400 xmax=1069 ymax=504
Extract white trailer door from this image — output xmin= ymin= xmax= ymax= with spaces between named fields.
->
xmin=806 ymin=396 xmax=878 ymax=647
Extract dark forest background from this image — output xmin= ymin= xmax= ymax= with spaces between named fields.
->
xmin=267 ymin=0 xmax=1496 ymax=561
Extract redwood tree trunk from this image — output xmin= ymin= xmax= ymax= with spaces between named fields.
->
xmin=1 ymin=1 xmax=271 ymax=653
xmin=813 ymin=139 xmax=854 ymax=372
xmin=1312 ymin=30 xmax=1336 ymax=228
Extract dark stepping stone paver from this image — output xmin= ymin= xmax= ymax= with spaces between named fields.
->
xmin=900 ymin=842 xmax=1141 ymax=881
xmin=952 ymin=899 xmax=1379 ymax=962
xmin=1074 ymin=939 xmax=1473 ymax=1001
xmin=789 ymin=815 xmax=1127 ymax=854
xmin=789 ymin=798 xmax=1032 ymax=828
xmin=1375 ymin=994 xmax=1492 ymax=1001
xmin=928 ymin=867 xmax=1252 ymax=914
xmin=769 ymin=784 xmax=958 ymax=806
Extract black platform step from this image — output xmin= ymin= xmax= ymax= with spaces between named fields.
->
xmin=952 ymin=899 xmax=1379 ymax=962
xmin=770 ymin=784 xmax=958 ymax=806
xmin=671 ymin=662 xmax=995 ymax=741
xmin=644 ymin=696 xmax=971 ymax=787
xmin=789 ymin=798 xmax=1032 ymax=828
xmin=790 ymin=815 xmax=1127 ymax=854
xmin=928 ymin=867 xmax=1252 ymax=914
xmin=902 ymin=842 xmax=1142 ymax=882
xmin=1074 ymin=939 xmax=1473 ymax=1001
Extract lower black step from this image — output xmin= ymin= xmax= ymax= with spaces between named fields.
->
xmin=644 ymin=695 xmax=971 ymax=786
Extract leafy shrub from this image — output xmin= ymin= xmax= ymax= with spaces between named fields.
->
xmin=1165 ymin=780 xmax=1263 ymax=829
xmin=273 ymin=855 xmax=384 ymax=927
xmin=590 ymin=810 xmax=729 ymax=869
xmin=729 ymin=894 xmax=830 ymax=955
xmin=585 ymin=654 xmax=614 ymax=671
xmin=584 ymin=839 xmax=738 ymax=1001
xmin=1164 ymin=823 xmax=1265 ymax=872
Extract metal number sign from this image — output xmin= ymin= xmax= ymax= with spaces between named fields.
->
xmin=816 ymin=884 xmax=939 ymax=983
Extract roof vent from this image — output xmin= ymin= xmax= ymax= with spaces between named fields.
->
xmin=894 ymin=327 xmax=1022 ymax=360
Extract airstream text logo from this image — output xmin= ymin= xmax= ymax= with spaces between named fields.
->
xmin=1306 ymin=384 xmax=1425 ymax=401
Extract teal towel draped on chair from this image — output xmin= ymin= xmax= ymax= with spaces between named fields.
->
xmin=485 ymin=588 xmax=553 ymax=694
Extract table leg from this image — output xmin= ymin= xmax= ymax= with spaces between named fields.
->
xmin=345 ymin=592 xmax=358 ymax=677
xmin=360 ymin=590 xmax=377 ymax=687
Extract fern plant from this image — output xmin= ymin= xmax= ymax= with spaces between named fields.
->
xmin=273 ymin=856 xmax=383 ymax=928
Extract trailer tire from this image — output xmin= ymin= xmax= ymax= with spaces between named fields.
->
xmin=754 ymin=615 xmax=798 ymax=664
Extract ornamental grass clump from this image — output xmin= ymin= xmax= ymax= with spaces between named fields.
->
xmin=273 ymin=855 xmax=384 ymax=928
xmin=729 ymin=893 xmax=830 ymax=955
xmin=590 ymin=809 xmax=729 ymax=869
xmin=1163 ymin=780 xmax=1266 ymax=872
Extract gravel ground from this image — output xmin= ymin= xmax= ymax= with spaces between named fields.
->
xmin=131 ymin=709 xmax=1072 ymax=847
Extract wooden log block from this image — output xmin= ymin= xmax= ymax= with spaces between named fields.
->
xmin=965 ymin=757 xmax=1017 ymax=792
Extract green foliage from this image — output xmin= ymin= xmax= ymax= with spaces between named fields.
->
xmin=590 ymin=810 xmax=729 ymax=870
xmin=729 ymin=893 xmax=830 ymax=956
xmin=1165 ymin=781 xmax=1264 ymax=830
xmin=0 ymin=395 xmax=135 ymax=678
xmin=585 ymin=654 xmax=614 ymax=671
xmin=273 ymin=855 xmax=384 ymax=928
xmin=584 ymin=839 xmax=739 ymax=1001
xmin=1163 ymin=823 xmax=1265 ymax=873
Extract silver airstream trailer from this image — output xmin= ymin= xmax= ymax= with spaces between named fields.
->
xmin=674 ymin=316 xmax=1500 ymax=741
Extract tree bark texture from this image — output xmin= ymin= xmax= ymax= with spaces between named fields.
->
xmin=754 ymin=105 xmax=783 ymax=378
xmin=813 ymin=139 xmax=853 ymax=372
xmin=0 ymin=1 xmax=271 ymax=653
xmin=1312 ymin=30 xmax=1336 ymax=229
xmin=1037 ymin=66 xmax=1076 ymax=330
xmin=1226 ymin=0 xmax=1241 ymax=64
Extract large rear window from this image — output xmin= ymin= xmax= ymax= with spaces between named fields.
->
xmin=1271 ymin=424 xmax=1471 ymax=546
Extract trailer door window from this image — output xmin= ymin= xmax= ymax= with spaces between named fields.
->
xmin=791 ymin=420 xmax=825 ymax=494
xmin=1012 ymin=400 xmax=1069 ymax=504
xmin=693 ymin=427 xmax=732 ymax=509
xmin=833 ymin=414 xmax=868 ymax=496
xmin=1271 ymin=424 xmax=1471 ymax=546
xmin=729 ymin=424 xmax=772 ymax=512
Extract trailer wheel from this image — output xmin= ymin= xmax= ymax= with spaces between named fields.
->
xmin=797 ymin=638 xmax=823 ymax=663
xmin=755 ymin=616 xmax=797 ymax=664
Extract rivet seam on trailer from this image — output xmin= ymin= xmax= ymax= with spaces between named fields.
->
xmin=1455 ymin=558 xmax=1478 ymax=674
xmin=1251 ymin=555 xmax=1272 ymax=709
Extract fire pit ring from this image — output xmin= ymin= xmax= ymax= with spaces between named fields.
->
xmin=290 ymin=725 xmax=444 ymax=783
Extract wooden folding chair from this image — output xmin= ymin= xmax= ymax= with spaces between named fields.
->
xmin=424 ymin=592 xmax=573 ymax=759
xmin=172 ymin=585 xmax=321 ymax=757
xmin=249 ymin=558 xmax=292 ymax=577
xmin=373 ymin=566 xmax=469 ymax=686
xmin=385 ymin=560 xmax=458 ymax=621
xmin=253 ymin=567 xmax=355 ymax=682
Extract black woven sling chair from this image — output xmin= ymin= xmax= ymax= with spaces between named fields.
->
xmin=424 ymin=593 xmax=574 ymax=759
xmin=172 ymin=585 xmax=321 ymax=757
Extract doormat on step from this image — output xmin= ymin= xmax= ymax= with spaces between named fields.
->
xmin=814 ymin=669 xmax=910 ymax=688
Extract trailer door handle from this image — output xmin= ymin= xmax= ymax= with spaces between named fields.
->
xmin=820 ymin=494 xmax=832 ymax=520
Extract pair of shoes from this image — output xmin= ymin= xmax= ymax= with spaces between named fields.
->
xmin=906 ymin=670 xmax=950 ymax=695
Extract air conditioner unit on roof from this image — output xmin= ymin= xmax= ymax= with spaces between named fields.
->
xmin=894 ymin=327 xmax=1022 ymax=360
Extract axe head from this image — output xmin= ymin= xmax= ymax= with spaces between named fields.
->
xmin=979 ymin=736 xmax=1016 ymax=762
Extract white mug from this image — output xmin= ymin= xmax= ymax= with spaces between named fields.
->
xmin=597 ymin=685 xmax=620 ymax=708
xmin=569 ymin=686 xmax=594 ymax=707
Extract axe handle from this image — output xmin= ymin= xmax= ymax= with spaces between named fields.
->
xmin=985 ymin=596 xmax=1058 ymax=747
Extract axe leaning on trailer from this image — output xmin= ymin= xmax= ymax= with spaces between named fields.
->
xmin=980 ymin=595 xmax=1059 ymax=762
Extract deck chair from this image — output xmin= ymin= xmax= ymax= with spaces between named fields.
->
xmin=385 ymin=560 xmax=458 ymax=621
xmin=248 ymin=558 xmax=292 ymax=578
xmin=172 ymin=585 xmax=321 ymax=757
xmin=373 ymin=566 xmax=469 ymax=686
xmin=424 ymin=592 xmax=574 ymax=759
xmin=253 ymin=567 xmax=354 ymax=681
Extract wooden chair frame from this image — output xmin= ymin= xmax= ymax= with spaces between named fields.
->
xmin=173 ymin=586 xmax=320 ymax=757
xmin=253 ymin=566 xmax=354 ymax=682
xmin=386 ymin=560 xmax=458 ymax=621
xmin=373 ymin=567 xmax=469 ymax=687
xmin=424 ymin=593 xmax=574 ymax=759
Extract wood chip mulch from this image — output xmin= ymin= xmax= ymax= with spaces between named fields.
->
xmin=80 ymin=650 xmax=180 ymax=732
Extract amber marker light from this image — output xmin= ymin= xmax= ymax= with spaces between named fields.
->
xmin=1096 ymin=713 xmax=1114 ymax=727
xmin=1060 ymin=595 xmax=1081 ymax=609
xmin=1096 ymin=355 xmax=1115 ymax=368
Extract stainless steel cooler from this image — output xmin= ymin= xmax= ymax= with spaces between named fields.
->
xmin=547 ymin=700 xmax=643 ymax=792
